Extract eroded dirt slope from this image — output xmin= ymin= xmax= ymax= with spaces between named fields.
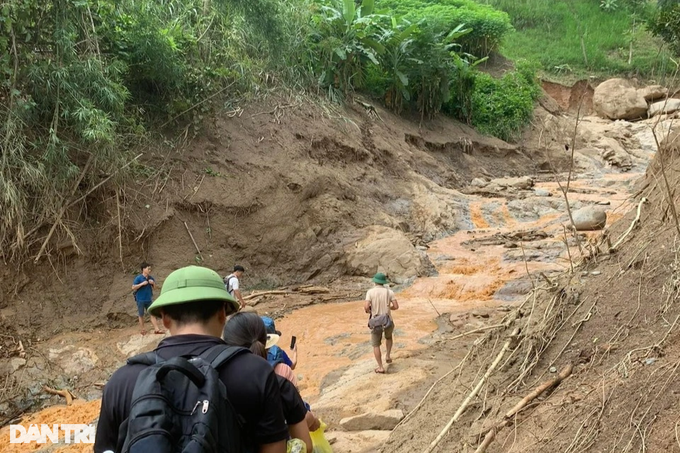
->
xmin=384 ymin=122 xmax=680 ymax=452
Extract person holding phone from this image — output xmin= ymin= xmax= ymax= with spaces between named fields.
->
xmin=262 ymin=316 xmax=297 ymax=370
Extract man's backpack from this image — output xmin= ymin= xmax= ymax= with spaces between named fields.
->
xmin=223 ymin=274 xmax=236 ymax=295
xmin=117 ymin=344 xmax=248 ymax=453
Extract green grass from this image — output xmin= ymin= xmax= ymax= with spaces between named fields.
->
xmin=478 ymin=0 xmax=675 ymax=82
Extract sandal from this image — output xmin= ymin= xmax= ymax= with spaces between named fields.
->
xmin=375 ymin=368 xmax=386 ymax=374
xmin=140 ymin=330 xmax=147 ymax=336
xmin=386 ymin=358 xmax=393 ymax=363
xmin=154 ymin=330 xmax=165 ymax=335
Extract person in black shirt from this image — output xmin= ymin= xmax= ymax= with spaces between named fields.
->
xmin=223 ymin=312 xmax=312 ymax=452
xmin=94 ymin=266 xmax=289 ymax=453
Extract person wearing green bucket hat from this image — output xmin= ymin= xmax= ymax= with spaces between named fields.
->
xmin=364 ymin=272 xmax=399 ymax=374
xmin=95 ymin=265 xmax=290 ymax=453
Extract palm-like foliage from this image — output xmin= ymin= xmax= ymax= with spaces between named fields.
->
xmin=310 ymin=0 xmax=385 ymax=97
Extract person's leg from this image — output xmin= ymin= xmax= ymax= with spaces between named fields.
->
xmin=143 ymin=301 xmax=164 ymax=334
xmin=150 ymin=315 xmax=163 ymax=333
xmin=137 ymin=301 xmax=146 ymax=335
xmin=385 ymin=324 xmax=395 ymax=363
xmin=371 ymin=329 xmax=384 ymax=373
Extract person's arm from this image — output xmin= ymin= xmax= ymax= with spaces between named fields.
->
xmin=131 ymin=276 xmax=148 ymax=291
xmin=390 ymin=291 xmax=399 ymax=310
xmin=258 ymin=440 xmax=286 ymax=453
xmin=94 ymin=396 xmax=117 ymax=453
xmin=364 ymin=299 xmax=371 ymax=313
xmin=148 ymin=275 xmax=155 ymax=287
xmin=306 ymin=410 xmax=321 ymax=432
xmin=234 ymin=289 xmax=245 ymax=309
xmin=288 ymin=420 xmax=313 ymax=453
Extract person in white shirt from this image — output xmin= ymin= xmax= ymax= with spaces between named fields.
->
xmin=364 ymin=272 xmax=399 ymax=374
xmin=224 ymin=265 xmax=246 ymax=310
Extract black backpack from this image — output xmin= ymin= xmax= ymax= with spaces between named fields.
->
xmin=117 ymin=344 xmax=248 ymax=453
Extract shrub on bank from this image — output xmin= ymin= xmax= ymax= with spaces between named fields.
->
xmin=377 ymin=0 xmax=513 ymax=57
xmin=469 ymin=61 xmax=542 ymax=142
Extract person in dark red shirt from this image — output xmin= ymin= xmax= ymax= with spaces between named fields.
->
xmin=95 ymin=266 xmax=289 ymax=453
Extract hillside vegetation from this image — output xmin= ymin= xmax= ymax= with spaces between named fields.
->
xmin=481 ymin=0 xmax=675 ymax=81
xmin=2 ymin=0 xmax=677 ymax=265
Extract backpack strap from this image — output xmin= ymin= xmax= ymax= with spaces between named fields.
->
xmin=201 ymin=344 xmax=249 ymax=369
xmin=127 ymin=351 xmax=159 ymax=366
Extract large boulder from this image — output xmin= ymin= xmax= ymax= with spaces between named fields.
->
xmin=571 ymin=206 xmax=607 ymax=231
xmin=339 ymin=409 xmax=404 ymax=431
xmin=648 ymin=99 xmax=680 ymax=117
xmin=639 ymin=85 xmax=668 ymax=102
xmin=343 ymin=226 xmax=428 ymax=283
xmin=593 ymin=78 xmax=648 ymax=120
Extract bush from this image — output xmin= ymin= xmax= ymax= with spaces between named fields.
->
xmin=469 ymin=61 xmax=541 ymax=142
xmin=377 ymin=0 xmax=513 ymax=56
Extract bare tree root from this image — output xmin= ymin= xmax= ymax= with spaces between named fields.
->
xmin=423 ymin=328 xmax=521 ymax=453
xmin=609 ymin=198 xmax=648 ymax=252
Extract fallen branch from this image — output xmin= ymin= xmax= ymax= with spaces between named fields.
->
xmin=609 ymin=197 xmax=648 ymax=252
xmin=183 ymin=221 xmax=204 ymax=262
xmin=423 ymin=328 xmax=520 ymax=453
xmin=474 ymin=363 xmax=573 ymax=453
xmin=505 ymin=363 xmax=573 ymax=419
xmin=297 ymin=286 xmax=330 ymax=295
xmin=244 ymin=290 xmax=291 ymax=300
xmin=438 ymin=324 xmax=506 ymax=343
xmin=43 ymin=386 xmax=74 ymax=405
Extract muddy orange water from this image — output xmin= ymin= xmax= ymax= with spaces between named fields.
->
xmin=0 ymin=172 xmax=642 ymax=451
xmin=277 ymin=176 xmax=637 ymax=402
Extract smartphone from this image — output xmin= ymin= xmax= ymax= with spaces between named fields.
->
xmin=290 ymin=336 xmax=297 ymax=349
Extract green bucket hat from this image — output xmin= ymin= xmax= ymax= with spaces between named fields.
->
xmin=147 ymin=265 xmax=238 ymax=317
xmin=372 ymin=272 xmax=389 ymax=285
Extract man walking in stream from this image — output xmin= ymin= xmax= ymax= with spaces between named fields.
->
xmin=364 ymin=272 xmax=399 ymax=374
xmin=132 ymin=262 xmax=163 ymax=335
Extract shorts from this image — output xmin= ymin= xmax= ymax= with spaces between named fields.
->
xmin=136 ymin=299 xmax=152 ymax=317
xmin=371 ymin=323 xmax=395 ymax=347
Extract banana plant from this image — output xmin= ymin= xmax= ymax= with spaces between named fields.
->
xmin=377 ymin=17 xmax=418 ymax=113
xmin=310 ymin=0 xmax=385 ymax=97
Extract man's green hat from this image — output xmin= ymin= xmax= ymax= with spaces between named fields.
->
xmin=372 ymin=272 xmax=389 ymax=285
xmin=148 ymin=265 xmax=238 ymax=317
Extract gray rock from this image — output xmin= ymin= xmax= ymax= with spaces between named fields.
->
xmin=339 ymin=409 xmax=404 ymax=431
xmin=572 ymin=206 xmax=607 ymax=231
xmin=648 ymin=99 xmax=680 ymax=117
xmin=534 ymin=188 xmax=552 ymax=197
